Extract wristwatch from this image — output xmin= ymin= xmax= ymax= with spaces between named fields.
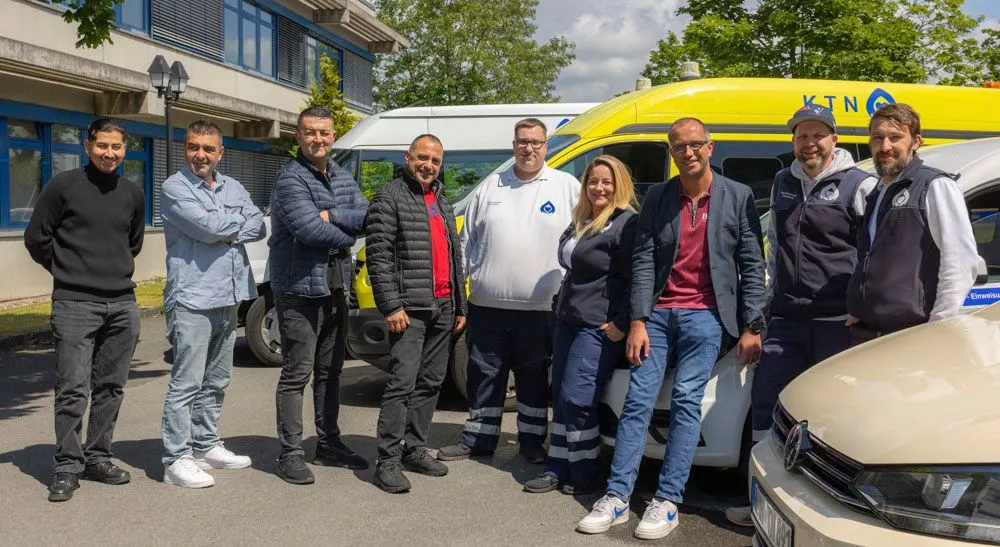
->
xmin=746 ymin=318 xmax=765 ymax=335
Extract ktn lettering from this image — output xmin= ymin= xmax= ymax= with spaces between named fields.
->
xmin=802 ymin=88 xmax=897 ymax=116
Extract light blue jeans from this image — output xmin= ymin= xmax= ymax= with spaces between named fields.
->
xmin=606 ymin=308 xmax=725 ymax=503
xmin=162 ymin=304 xmax=238 ymax=466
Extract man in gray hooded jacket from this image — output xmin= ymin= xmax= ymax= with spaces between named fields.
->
xmin=726 ymin=104 xmax=876 ymax=525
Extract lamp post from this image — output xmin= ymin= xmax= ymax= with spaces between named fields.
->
xmin=147 ymin=55 xmax=189 ymax=174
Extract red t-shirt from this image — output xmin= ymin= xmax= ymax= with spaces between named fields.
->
xmin=656 ymin=187 xmax=717 ymax=309
xmin=424 ymin=189 xmax=452 ymax=298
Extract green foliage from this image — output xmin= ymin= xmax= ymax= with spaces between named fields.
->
xmin=643 ymin=0 xmax=989 ymax=87
xmin=58 ymin=0 xmax=122 ymax=49
xmin=290 ymin=54 xmax=360 ymax=158
xmin=375 ymin=0 xmax=575 ymax=109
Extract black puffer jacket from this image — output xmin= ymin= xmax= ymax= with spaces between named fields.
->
xmin=365 ymin=170 xmax=467 ymax=317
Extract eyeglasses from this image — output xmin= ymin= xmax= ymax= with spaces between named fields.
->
xmin=514 ymin=139 xmax=546 ymax=149
xmin=669 ymin=141 xmax=709 ymax=154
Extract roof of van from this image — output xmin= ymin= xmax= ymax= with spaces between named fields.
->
xmin=373 ymin=103 xmax=599 ymax=118
xmin=552 ymin=77 xmax=1000 ymax=141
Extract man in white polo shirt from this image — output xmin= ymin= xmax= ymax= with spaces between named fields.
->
xmin=438 ymin=118 xmax=579 ymax=464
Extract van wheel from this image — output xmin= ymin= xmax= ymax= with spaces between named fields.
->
xmin=449 ymin=332 xmax=517 ymax=412
xmin=246 ymin=296 xmax=282 ymax=367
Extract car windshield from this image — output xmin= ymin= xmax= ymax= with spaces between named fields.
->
xmin=972 ymin=211 xmax=1000 ymax=279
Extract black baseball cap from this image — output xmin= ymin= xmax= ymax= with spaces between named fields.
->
xmin=787 ymin=104 xmax=836 ymax=133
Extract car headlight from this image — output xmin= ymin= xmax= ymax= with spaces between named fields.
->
xmin=853 ymin=467 xmax=1000 ymax=544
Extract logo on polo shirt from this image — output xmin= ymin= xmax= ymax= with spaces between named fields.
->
xmin=540 ymin=200 xmax=556 ymax=214
xmin=820 ymin=184 xmax=839 ymax=202
xmin=893 ymin=189 xmax=910 ymax=207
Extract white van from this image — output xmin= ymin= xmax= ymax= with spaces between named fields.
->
xmin=243 ymin=102 xmax=598 ymax=366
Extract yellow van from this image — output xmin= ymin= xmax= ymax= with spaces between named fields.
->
xmin=347 ymin=77 xmax=1000 ymax=406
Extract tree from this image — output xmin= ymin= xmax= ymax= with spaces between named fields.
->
xmin=58 ymin=0 xmax=121 ymax=49
xmin=643 ymin=0 xmax=984 ymax=86
xmin=305 ymin=55 xmax=359 ymax=138
xmin=374 ymin=0 xmax=575 ymax=109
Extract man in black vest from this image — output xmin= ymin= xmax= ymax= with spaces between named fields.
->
xmin=726 ymin=104 xmax=876 ymax=526
xmin=846 ymin=103 xmax=979 ymax=343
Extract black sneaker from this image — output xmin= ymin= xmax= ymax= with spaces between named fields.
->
xmin=47 ymin=472 xmax=80 ymax=502
xmin=82 ymin=461 xmax=130 ymax=485
xmin=402 ymin=448 xmax=448 ymax=477
xmin=519 ymin=443 xmax=546 ymax=464
xmin=523 ymin=472 xmax=561 ymax=493
xmin=561 ymin=475 xmax=602 ymax=496
xmin=313 ymin=439 xmax=369 ymax=470
xmin=276 ymin=455 xmax=315 ymax=485
xmin=373 ymin=461 xmax=411 ymax=494
xmin=436 ymin=442 xmax=492 ymax=461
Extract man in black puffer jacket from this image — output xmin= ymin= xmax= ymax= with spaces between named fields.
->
xmin=366 ymin=134 xmax=467 ymax=493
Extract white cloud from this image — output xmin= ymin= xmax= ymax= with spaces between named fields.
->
xmin=533 ymin=0 xmax=690 ymax=102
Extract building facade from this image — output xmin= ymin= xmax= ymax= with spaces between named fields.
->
xmin=0 ymin=0 xmax=405 ymax=301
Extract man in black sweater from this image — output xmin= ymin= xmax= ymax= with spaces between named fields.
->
xmin=24 ymin=118 xmax=146 ymax=502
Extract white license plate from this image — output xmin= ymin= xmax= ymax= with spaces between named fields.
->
xmin=751 ymin=478 xmax=794 ymax=547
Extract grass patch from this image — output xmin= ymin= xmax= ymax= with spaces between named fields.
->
xmin=0 ymin=278 xmax=165 ymax=337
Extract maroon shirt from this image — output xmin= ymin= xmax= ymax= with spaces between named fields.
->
xmin=656 ymin=184 xmax=717 ymax=309
xmin=424 ymin=189 xmax=452 ymax=298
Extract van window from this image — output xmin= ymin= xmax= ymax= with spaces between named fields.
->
xmin=442 ymin=151 xmax=513 ymax=203
xmin=359 ymin=150 xmax=406 ymax=199
xmin=556 ymin=141 xmax=669 ymax=200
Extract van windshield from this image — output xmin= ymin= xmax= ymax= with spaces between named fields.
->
xmin=333 ymin=148 xmax=512 ymax=203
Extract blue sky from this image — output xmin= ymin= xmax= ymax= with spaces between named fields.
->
xmin=535 ymin=0 xmax=1000 ymax=102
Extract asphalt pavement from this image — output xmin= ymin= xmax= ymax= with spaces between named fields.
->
xmin=0 ymin=314 xmax=753 ymax=546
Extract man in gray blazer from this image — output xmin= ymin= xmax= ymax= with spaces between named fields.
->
xmin=577 ymin=117 xmax=766 ymax=540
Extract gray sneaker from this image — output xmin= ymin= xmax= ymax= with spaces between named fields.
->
xmin=276 ymin=455 xmax=314 ymax=485
xmin=402 ymin=448 xmax=448 ymax=477
xmin=374 ymin=461 xmax=411 ymax=494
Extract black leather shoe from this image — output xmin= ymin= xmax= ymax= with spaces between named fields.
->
xmin=48 ymin=472 xmax=80 ymax=502
xmin=519 ymin=443 xmax=547 ymax=464
xmin=373 ymin=461 xmax=411 ymax=494
xmin=402 ymin=448 xmax=448 ymax=477
xmin=82 ymin=461 xmax=130 ymax=485
xmin=313 ymin=438 xmax=369 ymax=470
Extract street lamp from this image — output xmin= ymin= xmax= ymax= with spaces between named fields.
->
xmin=147 ymin=55 xmax=189 ymax=174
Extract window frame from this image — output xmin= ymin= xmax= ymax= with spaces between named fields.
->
xmin=115 ymin=0 xmax=150 ymax=34
xmin=225 ymin=0 xmax=277 ymax=77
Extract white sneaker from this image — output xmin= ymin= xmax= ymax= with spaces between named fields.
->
xmin=634 ymin=498 xmax=679 ymax=540
xmin=576 ymin=494 xmax=630 ymax=534
xmin=725 ymin=505 xmax=753 ymax=527
xmin=164 ymin=456 xmax=215 ymax=488
xmin=194 ymin=445 xmax=251 ymax=470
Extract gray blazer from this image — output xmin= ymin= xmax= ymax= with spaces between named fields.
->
xmin=630 ymin=174 xmax=766 ymax=339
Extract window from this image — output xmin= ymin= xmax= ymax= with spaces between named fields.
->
xmin=306 ymin=36 xmax=339 ymax=88
xmin=52 ymin=124 xmax=85 ymax=178
xmin=442 ymin=151 xmax=513 ymax=204
xmin=6 ymin=119 xmax=43 ymax=226
xmin=117 ymin=0 xmax=148 ymax=32
xmin=557 ymin=141 xmax=670 ymax=201
xmin=224 ymin=0 xmax=275 ymax=76
xmin=359 ymin=150 xmax=405 ymax=200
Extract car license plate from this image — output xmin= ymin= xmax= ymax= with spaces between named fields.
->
xmin=751 ymin=478 xmax=793 ymax=547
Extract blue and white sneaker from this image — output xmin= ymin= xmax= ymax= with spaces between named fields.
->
xmin=576 ymin=494 xmax=630 ymax=534
xmin=634 ymin=498 xmax=679 ymax=540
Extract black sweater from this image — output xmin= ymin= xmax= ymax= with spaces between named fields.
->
xmin=24 ymin=164 xmax=146 ymax=302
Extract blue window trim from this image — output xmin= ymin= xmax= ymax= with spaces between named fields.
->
xmin=225 ymin=1 xmax=277 ymax=77
xmin=0 ymin=100 xmax=286 ymax=230
xmin=115 ymin=0 xmax=150 ymax=34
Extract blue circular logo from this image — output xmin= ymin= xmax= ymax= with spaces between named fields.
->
xmin=540 ymin=201 xmax=556 ymax=214
xmin=866 ymin=88 xmax=897 ymax=116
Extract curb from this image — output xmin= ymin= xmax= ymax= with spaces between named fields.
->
xmin=0 ymin=307 xmax=163 ymax=352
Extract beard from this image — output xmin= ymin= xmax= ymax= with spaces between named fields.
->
xmin=874 ymin=153 xmax=907 ymax=178
xmin=796 ymin=149 xmax=831 ymax=173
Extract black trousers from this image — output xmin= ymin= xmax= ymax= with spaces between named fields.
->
xmin=274 ymin=289 xmax=348 ymax=459
xmin=51 ymin=300 xmax=140 ymax=473
xmin=376 ymin=299 xmax=454 ymax=462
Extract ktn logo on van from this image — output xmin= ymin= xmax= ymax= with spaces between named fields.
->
xmin=802 ymin=88 xmax=897 ymax=116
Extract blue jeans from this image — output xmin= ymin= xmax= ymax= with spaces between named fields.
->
xmin=546 ymin=321 xmax=623 ymax=482
xmin=162 ymin=304 xmax=237 ymax=465
xmin=606 ymin=308 xmax=724 ymax=503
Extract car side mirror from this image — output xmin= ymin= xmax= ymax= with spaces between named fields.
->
xmin=975 ymin=256 xmax=989 ymax=285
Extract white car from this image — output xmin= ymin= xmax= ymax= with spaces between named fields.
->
xmin=598 ymin=137 xmax=1000 ymax=473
